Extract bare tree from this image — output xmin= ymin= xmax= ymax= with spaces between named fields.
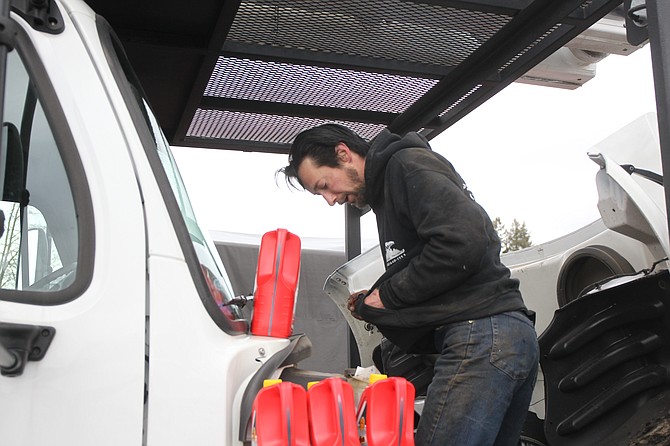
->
xmin=0 ymin=204 xmax=22 ymax=288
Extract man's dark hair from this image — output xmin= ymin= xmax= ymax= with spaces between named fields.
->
xmin=278 ymin=124 xmax=370 ymax=189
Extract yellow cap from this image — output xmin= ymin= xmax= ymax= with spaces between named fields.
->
xmin=263 ymin=379 xmax=282 ymax=387
xmin=307 ymin=381 xmax=319 ymax=389
xmin=369 ymin=374 xmax=387 ymax=384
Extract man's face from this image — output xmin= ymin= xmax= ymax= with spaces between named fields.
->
xmin=297 ymin=156 xmax=367 ymax=209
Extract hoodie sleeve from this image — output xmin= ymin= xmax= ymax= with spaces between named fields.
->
xmin=378 ymin=155 xmax=496 ymax=309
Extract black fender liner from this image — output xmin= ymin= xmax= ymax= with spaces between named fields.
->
xmin=540 ymin=269 xmax=670 ymax=446
xmin=238 ymin=333 xmax=311 ymax=442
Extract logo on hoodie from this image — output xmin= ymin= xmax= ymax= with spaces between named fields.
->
xmin=384 ymin=241 xmax=406 ymax=267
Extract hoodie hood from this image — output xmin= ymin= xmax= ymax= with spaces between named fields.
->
xmin=364 ymin=129 xmax=432 ymax=206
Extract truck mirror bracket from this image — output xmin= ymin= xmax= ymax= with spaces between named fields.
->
xmin=0 ymin=322 xmax=56 ymax=377
xmin=11 ymin=0 xmax=64 ymax=34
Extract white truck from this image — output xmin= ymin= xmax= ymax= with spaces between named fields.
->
xmin=1 ymin=0 xmax=670 ymax=445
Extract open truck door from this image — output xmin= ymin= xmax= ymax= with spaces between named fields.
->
xmin=0 ymin=2 xmax=147 ymax=444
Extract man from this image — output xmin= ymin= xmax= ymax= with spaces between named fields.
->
xmin=279 ymin=123 xmax=539 ymax=446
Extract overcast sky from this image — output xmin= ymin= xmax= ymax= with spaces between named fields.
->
xmin=172 ymin=45 xmax=657 ymax=249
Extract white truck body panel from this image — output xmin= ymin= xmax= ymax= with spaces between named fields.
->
xmin=0 ymin=6 xmax=147 ymax=445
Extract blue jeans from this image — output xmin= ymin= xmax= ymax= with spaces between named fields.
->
xmin=415 ymin=311 xmax=539 ymax=446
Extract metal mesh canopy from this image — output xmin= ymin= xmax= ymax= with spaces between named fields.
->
xmin=85 ymin=0 xmax=625 ymax=154
xmin=224 ymin=1 xmax=509 ymax=67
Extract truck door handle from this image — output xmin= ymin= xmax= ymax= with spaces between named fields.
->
xmin=0 ymin=322 xmax=55 ymax=377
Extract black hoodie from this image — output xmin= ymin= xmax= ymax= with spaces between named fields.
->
xmin=355 ymin=130 xmax=527 ymax=353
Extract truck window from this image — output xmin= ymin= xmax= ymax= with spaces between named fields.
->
xmin=0 ymin=48 xmax=84 ymax=298
xmin=144 ymin=96 xmax=243 ymax=324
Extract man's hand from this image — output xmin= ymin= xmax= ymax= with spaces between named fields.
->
xmin=348 ymin=291 xmax=367 ymax=320
xmin=364 ymin=289 xmax=385 ymax=309
xmin=347 ymin=289 xmax=386 ymax=320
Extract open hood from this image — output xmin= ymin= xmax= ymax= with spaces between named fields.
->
xmin=589 ymin=113 xmax=669 ymax=263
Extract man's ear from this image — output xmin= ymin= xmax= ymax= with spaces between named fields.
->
xmin=335 ymin=142 xmax=352 ymax=163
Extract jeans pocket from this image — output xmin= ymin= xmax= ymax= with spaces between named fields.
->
xmin=489 ymin=312 xmax=539 ymax=380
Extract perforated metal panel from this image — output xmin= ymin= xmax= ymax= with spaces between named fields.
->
xmin=203 ymin=57 xmax=439 ymax=113
xmin=188 ymin=109 xmax=386 ymax=143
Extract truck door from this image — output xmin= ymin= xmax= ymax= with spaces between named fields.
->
xmin=0 ymin=10 xmax=146 ymax=445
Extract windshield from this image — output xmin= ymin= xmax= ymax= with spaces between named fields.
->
xmin=98 ymin=18 xmax=247 ymax=333
xmin=144 ymin=100 xmax=242 ymax=316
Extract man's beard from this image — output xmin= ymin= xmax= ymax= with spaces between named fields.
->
xmin=345 ymin=166 xmax=367 ymax=209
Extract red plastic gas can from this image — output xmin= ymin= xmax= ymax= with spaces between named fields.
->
xmin=356 ymin=376 xmax=415 ymax=446
xmin=307 ymin=377 xmax=360 ymax=446
xmin=251 ymin=381 xmax=310 ymax=446
xmin=251 ymin=228 xmax=301 ymax=338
